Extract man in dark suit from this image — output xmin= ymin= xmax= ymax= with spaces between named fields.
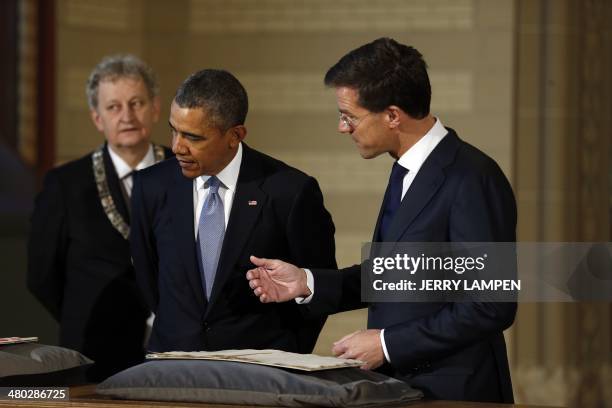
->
xmin=247 ymin=38 xmax=517 ymax=403
xmin=27 ymin=55 xmax=172 ymax=380
xmin=130 ymin=69 xmax=336 ymax=353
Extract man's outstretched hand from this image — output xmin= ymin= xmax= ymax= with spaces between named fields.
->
xmin=246 ymin=256 xmax=310 ymax=303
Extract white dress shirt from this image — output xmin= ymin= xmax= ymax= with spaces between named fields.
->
xmin=107 ymin=144 xmax=156 ymax=198
xmin=193 ymin=143 xmax=243 ymax=238
xmin=396 ymin=117 xmax=447 ymax=199
xmin=300 ymin=118 xmax=448 ymax=363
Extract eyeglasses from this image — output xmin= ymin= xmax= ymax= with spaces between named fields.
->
xmin=338 ymin=111 xmax=372 ymax=130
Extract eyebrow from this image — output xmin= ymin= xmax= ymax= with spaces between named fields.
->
xmin=168 ymin=121 xmax=205 ymax=140
xmin=339 ymin=109 xmax=356 ymax=118
xmin=104 ymin=98 xmax=142 ymax=106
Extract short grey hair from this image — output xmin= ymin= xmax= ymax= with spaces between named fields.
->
xmin=86 ymin=54 xmax=159 ymax=110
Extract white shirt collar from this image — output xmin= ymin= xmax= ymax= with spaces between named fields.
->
xmin=107 ymin=144 xmax=155 ymax=179
xmin=397 ymin=117 xmax=447 ymax=174
xmin=196 ymin=142 xmax=243 ymax=191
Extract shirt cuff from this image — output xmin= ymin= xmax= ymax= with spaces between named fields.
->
xmin=380 ymin=329 xmax=391 ymax=363
xmin=295 ymin=268 xmax=314 ymax=304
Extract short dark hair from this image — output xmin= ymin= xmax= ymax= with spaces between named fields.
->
xmin=86 ymin=54 xmax=158 ymax=110
xmin=324 ymin=37 xmax=431 ymax=119
xmin=174 ymin=69 xmax=248 ymax=131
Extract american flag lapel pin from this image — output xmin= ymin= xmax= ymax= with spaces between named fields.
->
xmin=248 ymin=200 xmax=258 ymax=206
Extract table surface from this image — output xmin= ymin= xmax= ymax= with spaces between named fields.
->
xmin=0 ymin=385 xmax=564 ymax=408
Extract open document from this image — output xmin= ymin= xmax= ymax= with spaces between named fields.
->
xmin=146 ymin=349 xmax=364 ymax=371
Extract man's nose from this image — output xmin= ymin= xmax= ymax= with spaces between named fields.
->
xmin=172 ymin=135 xmax=185 ymax=154
xmin=121 ymin=105 xmax=136 ymax=122
xmin=338 ymin=121 xmax=352 ymax=134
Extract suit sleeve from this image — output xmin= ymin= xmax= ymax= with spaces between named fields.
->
xmin=27 ymin=171 xmax=67 ymax=321
xmin=130 ymin=171 xmax=159 ymax=312
xmin=383 ymin=166 xmax=517 ymax=369
xmin=306 ymin=264 xmax=365 ymax=316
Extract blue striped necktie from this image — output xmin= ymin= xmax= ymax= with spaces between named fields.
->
xmin=197 ymin=176 xmax=225 ymax=299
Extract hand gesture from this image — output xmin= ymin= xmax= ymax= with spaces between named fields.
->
xmin=246 ymin=255 xmax=310 ymax=303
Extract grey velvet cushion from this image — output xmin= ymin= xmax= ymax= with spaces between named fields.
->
xmin=97 ymin=359 xmax=423 ymax=407
xmin=0 ymin=343 xmax=93 ymax=377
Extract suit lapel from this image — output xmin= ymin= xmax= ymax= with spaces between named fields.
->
xmin=384 ymin=163 xmax=445 ymax=243
xmin=205 ymin=145 xmax=265 ymax=315
xmin=382 ymin=130 xmax=461 ymax=245
xmin=168 ymin=161 xmax=207 ymax=312
xmin=103 ymin=145 xmax=131 ymax=224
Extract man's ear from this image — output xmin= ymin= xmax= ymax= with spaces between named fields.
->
xmin=386 ymin=106 xmax=402 ymax=129
xmin=228 ymin=125 xmax=247 ymax=148
xmin=90 ymin=109 xmax=104 ymax=132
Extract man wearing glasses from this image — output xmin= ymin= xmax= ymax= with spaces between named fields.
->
xmin=247 ymin=38 xmax=517 ymax=403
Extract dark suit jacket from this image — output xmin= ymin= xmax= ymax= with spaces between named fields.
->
xmin=130 ymin=143 xmax=336 ymax=353
xmin=307 ymin=129 xmax=517 ymax=403
xmin=27 ymin=144 xmax=172 ymax=380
